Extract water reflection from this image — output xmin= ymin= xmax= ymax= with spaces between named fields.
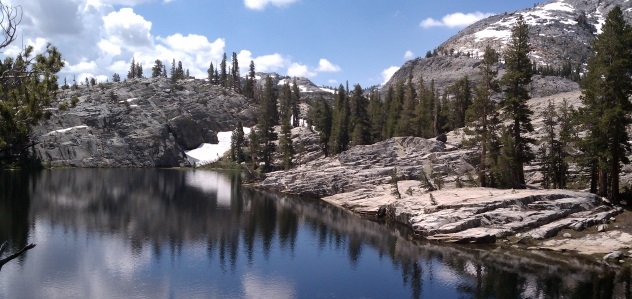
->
xmin=0 ymin=169 xmax=630 ymax=298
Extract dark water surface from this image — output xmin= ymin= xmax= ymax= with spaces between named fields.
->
xmin=0 ymin=169 xmax=629 ymax=298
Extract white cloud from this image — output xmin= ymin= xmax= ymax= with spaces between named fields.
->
xmin=3 ymin=0 xmax=323 ymax=83
xmin=381 ymin=66 xmax=399 ymax=85
xmin=287 ymin=63 xmax=316 ymax=78
xmin=102 ymin=8 xmax=153 ymax=49
xmin=236 ymin=50 xmax=289 ymax=74
xmin=315 ymin=58 xmax=341 ymax=72
xmin=420 ymin=12 xmax=494 ymax=28
xmin=244 ymin=0 xmax=299 ymax=10
xmin=404 ymin=50 xmax=415 ymax=60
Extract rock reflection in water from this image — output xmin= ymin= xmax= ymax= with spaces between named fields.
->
xmin=0 ymin=169 xmax=630 ymax=298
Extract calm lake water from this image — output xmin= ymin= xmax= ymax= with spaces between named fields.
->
xmin=0 ymin=169 xmax=629 ymax=299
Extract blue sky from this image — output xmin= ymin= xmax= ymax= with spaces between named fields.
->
xmin=6 ymin=0 xmax=541 ymax=87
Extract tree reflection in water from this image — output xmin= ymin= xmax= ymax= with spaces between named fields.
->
xmin=0 ymin=169 xmax=629 ymax=298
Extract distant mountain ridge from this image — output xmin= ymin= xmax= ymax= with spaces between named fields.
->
xmin=384 ymin=0 xmax=632 ymax=93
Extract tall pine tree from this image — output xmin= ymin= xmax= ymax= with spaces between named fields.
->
xmin=464 ymin=46 xmax=500 ymax=187
xmin=579 ymin=6 xmax=632 ymax=201
xmin=499 ymin=15 xmax=535 ymax=187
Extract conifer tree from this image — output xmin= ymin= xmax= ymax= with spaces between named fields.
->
xmin=152 ymin=59 xmax=164 ymax=78
xmin=447 ymin=76 xmax=472 ymax=129
xmin=368 ymin=88 xmax=384 ymax=143
xmin=231 ymin=52 xmax=241 ymax=93
xmin=329 ymin=85 xmax=350 ymax=154
xmin=162 ymin=65 xmax=167 ymax=78
xmin=176 ymin=61 xmax=184 ymax=80
xmin=386 ymin=81 xmax=404 ymax=137
xmin=257 ymin=76 xmax=278 ymax=171
xmin=136 ymin=62 xmax=143 ymax=78
xmin=538 ymin=100 xmax=569 ymax=189
xmin=220 ymin=53 xmax=228 ymax=88
xmin=384 ymin=85 xmax=398 ymax=138
xmin=0 ymin=44 xmax=64 ymax=161
xmin=230 ymin=121 xmax=245 ymax=163
xmin=464 ymin=46 xmax=500 ymax=187
xmin=112 ymin=73 xmax=121 ymax=82
xmin=415 ymin=77 xmax=434 ymax=138
xmin=127 ymin=57 xmax=136 ymax=80
xmin=350 ymin=84 xmax=371 ymax=145
xmin=207 ymin=62 xmax=215 ymax=83
xmin=291 ymin=79 xmax=300 ymax=127
xmin=579 ymin=6 xmax=632 ymax=201
xmin=398 ymin=72 xmax=418 ymax=136
xmin=499 ymin=15 xmax=535 ymax=187
xmin=278 ymin=82 xmax=294 ymax=170
xmin=308 ymin=98 xmax=333 ymax=156
xmin=170 ymin=59 xmax=176 ymax=81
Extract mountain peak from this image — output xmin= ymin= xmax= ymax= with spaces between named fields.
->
xmin=438 ymin=0 xmax=632 ymax=68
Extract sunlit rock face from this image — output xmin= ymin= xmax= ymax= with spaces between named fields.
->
xmin=32 ymin=77 xmax=258 ymax=167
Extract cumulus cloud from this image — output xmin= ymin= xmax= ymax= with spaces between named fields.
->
xmin=102 ymin=8 xmax=154 ymax=49
xmin=420 ymin=12 xmax=494 ymax=28
xmin=244 ymin=0 xmax=299 ymax=10
xmin=381 ymin=66 xmax=399 ymax=85
xmin=315 ymin=58 xmax=341 ymax=72
xmin=236 ymin=50 xmax=288 ymax=74
xmin=287 ymin=63 xmax=316 ymax=78
xmin=404 ymin=50 xmax=415 ymax=60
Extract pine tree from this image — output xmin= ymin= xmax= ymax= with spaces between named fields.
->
xmin=220 ymin=53 xmax=228 ymax=88
xmin=278 ymin=82 xmax=294 ymax=170
xmin=415 ymin=77 xmax=434 ymax=138
xmin=329 ymin=85 xmax=350 ymax=154
xmin=127 ymin=57 xmax=136 ymax=80
xmin=162 ymin=65 xmax=167 ymax=78
xmin=291 ymin=79 xmax=300 ymax=127
xmin=386 ymin=81 xmax=404 ymax=137
xmin=112 ymin=73 xmax=120 ymax=82
xmin=499 ymin=15 xmax=535 ymax=187
xmin=447 ymin=76 xmax=472 ymax=129
xmin=207 ymin=62 xmax=215 ymax=83
xmin=258 ymin=76 xmax=278 ymax=171
xmin=135 ymin=62 xmax=143 ymax=78
xmin=350 ymin=84 xmax=371 ymax=145
xmin=308 ymin=98 xmax=333 ymax=156
xmin=398 ymin=72 xmax=418 ymax=136
xmin=0 ymin=44 xmax=64 ymax=161
xmin=230 ymin=121 xmax=246 ymax=163
xmin=176 ymin=61 xmax=184 ymax=80
xmin=152 ymin=59 xmax=164 ymax=78
xmin=170 ymin=59 xmax=176 ymax=81
xmin=367 ymin=88 xmax=384 ymax=143
xmin=231 ymin=52 xmax=241 ymax=92
xmin=384 ymin=85 xmax=399 ymax=138
xmin=538 ymin=100 xmax=568 ymax=189
xmin=464 ymin=46 xmax=500 ymax=187
xmin=579 ymin=6 xmax=632 ymax=201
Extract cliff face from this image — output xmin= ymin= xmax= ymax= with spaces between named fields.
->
xmin=33 ymin=78 xmax=257 ymax=167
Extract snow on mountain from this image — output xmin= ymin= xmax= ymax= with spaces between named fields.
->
xmin=439 ymin=0 xmax=632 ymax=68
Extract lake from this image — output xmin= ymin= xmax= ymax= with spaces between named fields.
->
xmin=0 ymin=169 xmax=628 ymax=298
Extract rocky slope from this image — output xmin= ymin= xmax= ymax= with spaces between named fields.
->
xmin=384 ymin=0 xmax=632 ymax=95
xmin=33 ymin=78 xmax=258 ymax=167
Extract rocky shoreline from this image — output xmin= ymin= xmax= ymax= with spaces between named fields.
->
xmin=258 ymin=130 xmax=631 ymax=261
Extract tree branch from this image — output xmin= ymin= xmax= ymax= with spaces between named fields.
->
xmin=0 ymin=242 xmax=35 ymax=270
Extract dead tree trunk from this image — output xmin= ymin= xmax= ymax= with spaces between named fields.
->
xmin=0 ymin=241 xmax=35 ymax=271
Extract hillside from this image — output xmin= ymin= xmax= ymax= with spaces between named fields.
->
xmin=384 ymin=0 xmax=632 ymax=94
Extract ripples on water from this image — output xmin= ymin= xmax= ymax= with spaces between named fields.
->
xmin=0 ymin=169 xmax=628 ymax=298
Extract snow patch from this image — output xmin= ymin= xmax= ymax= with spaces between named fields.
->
xmin=185 ymin=127 xmax=251 ymax=166
xmin=45 ymin=125 xmax=89 ymax=136
xmin=319 ymin=87 xmax=336 ymax=94
xmin=541 ymin=2 xmax=574 ymax=12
